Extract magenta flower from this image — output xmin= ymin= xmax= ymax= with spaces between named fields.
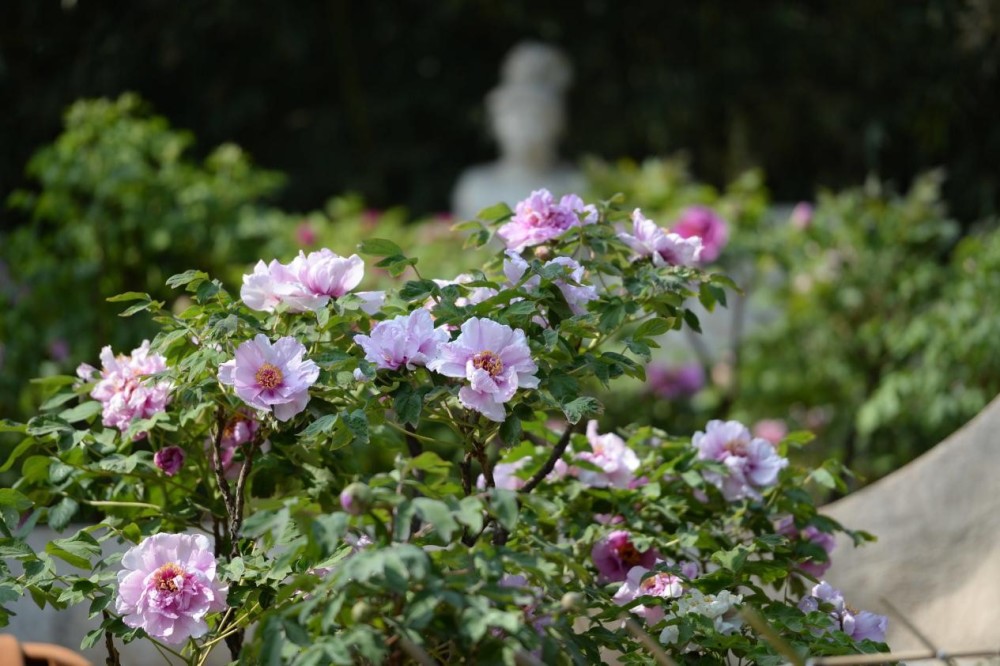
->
xmin=218 ymin=334 xmax=320 ymax=422
xmin=427 ymin=317 xmax=539 ymax=422
xmin=612 ymin=565 xmax=684 ymax=624
xmin=692 ymin=419 xmax=789 ymax=501
xmin=116 ymin=533 xmax=228 ymax=645
xmin=619 ymin=209 xmax=703 ymax=268
xmin=82 ymin=341 xmax=171 ymax=439
xmin=799 ymin=581 xmax=887 ymax=643
xmin=790 ymin=202 xmax=814 ymax=230
xmin=777 ymin=517 xmax=837 ymax=578
xmin=592 ymin=530 xmax=657 ymax=583
xmin=154 ymin=447 xmax=185 ymax=476
xmin=671 ymin=206 xmax=728 ymax=263
xmin=646 ymin=362 xmax=704 ymax=400
xmin=497 ymin=189 xmax=597 ymax=252
xmin=354 ymin=308 xmax=449 ymax=371
xmin=575 ymin=421 xmax=640 ymax=489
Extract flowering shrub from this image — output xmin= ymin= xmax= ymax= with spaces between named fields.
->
xmin=0 ymin=191 xmax=889 ymax=664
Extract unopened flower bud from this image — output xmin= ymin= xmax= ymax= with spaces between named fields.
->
xmin=154 ymin=446 xmax=185 ymax=476
xmin=340 ymin=482 xmax=372 ymax=515
xmin=351 ymin=600 xmax=373 ymax=623
xmin=560 ymin=591 xmax=584 ymax=612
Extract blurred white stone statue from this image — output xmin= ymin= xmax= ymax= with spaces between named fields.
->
xmin=452 ymin=41 xmax=584 ymax=220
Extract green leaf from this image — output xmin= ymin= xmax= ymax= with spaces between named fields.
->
xmin=58 ymin=401 xmax=102 ymax=424
xmin=47 ymin=497 xmax=79 ymax=532
xmin=119 ymin=300 xmax=157 ymax=317
xmin=561 ymin=396 xmax=602 ymax=424
xmin=106 ymin=291 xmax=150 ymax=303
xmin=166 ymin=270 xmax=209 ymax=289
xmin=475 ymin=202 xmax=512 ymax=222
xmin=399 ymin=280 xmax=439 ymax=302
xmin=634 ymin=317 xmax=672 ymax=339
xmin=682 ymin=308 xmax=702 ymax=333
xmin=357 ymin=238 xmax=403 ymax=257
xmin=0 ymin=489 xmax=32 ymax=512
xmin=45 ymin=532 xmax=101 ymax=570
xmin=499 ymin=415 xmax=522 ymax=446
xmin=344 ymin=410 xmax=369 ymax=445
xmin=412 ymin=498 xmax=459 ymax=541
xmin=393 ymin=385 xmax=422 ymax=427
xmin=711 ymin=545 xmax=751 ymax=573
xmin=406 ymin=452 xmax=452 ymax=475
xmin=299 ymin=414 xmax=338 ymax=438
xmin=490 ymin=490 xmax=518 ymax=531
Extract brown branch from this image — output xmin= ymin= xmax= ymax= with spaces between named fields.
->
xmin=102 ymin=610 xmax=121 ymax=666
xmin=210 ymin=408 xmax=236 ymax=520
xmin=520 ymin=422 xmax=579 ymax=494
xmin=229 ymin=434 xmax=262 ymax=558
xmin=460 ymin=450 xmax=473 ymax=497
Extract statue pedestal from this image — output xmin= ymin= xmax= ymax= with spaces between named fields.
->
xmin=452 ymin=162 xmax=584 ymax=221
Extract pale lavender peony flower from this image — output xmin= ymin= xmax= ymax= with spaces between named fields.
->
xmin=432 ymin=274 xmax=498 ymax=310
xmin=427 ymin=317 xmax=539 ymax=422
xmin=692 ymin=419 xmax=789 ymax=501
xmin=671 ymin=206 xmax=729 ymax=263
xmin=592 ymin=530 xmax=658 ymax=583
xmin=575 ymin=421 xmax=641 ymax=489
xmin=799 ymin=581 xmax=887 ymax=643
xmin=218 ymin=334 xmax=320 ymax=422
xmin=646 ymin=362 xmax=704 ymax=400
xmin=497 ymin=189 xmax=597 ymax=252
xmin=115 ymin=533 xmax=228 ymax=645
xmin=354 ymin=308 xmax=449 ymax=371
xmin=289 ymin=249 xmax=365 ymax=300
xmin=85 ymin=341 xmax=171 ymax=439
xmin=619 ymin=209 xmax=703 ymax=268
xmin=477 ymin=457 xmax=531 ymax=491
xmin=790 ymin=202 xmax=814 ymax=230
xmin=355 ymin=290 xmax=386 ymax=316
xmin=613 ymin=565 xmax=684 ymax=624
xmin=154 ymin=447 xmax=185 ymax=476
xmin=240 ymin=259 xmax=322 ymax=313
xmin=776 ymin=516 xmax=837 ymax=578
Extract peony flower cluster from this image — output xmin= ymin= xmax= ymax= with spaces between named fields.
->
xmin=497 ymin=189 xmax=597 ymax=252
xmin=777 ymin=516 xmax=837 ymax=578
xmin=354 ymin=308 xmax=449 ymax=371
xmin=218 ymin=334 xmax=320 ymax=422
xmin=659 ymin=589 xmax=744 ymax=646
xmin=77 ymin=340 xmax=171 ymax=439
xmin=671 ymin=206 xmax=728 ymax=263
xmin=502 ymin=251 xmax=598 ymax=316
xmin=798 ymin=581 xmax=888 ymax=643
xmin=574 ymin=421 xmax=641 ymax=489
xmin=240 ymin=248 xmax=382 ymax=314
xmin=116 ymin=533 xmax=228 ymax=645
xmin=592 ymin=530 xmax=657 ymax=583
xmin=692 ymin=419 xmax=789 ymax=501
xmin=428 ymin=317 xmax=539 ymax=422
xmin=619 ymin=209 xmax=704 ymax=268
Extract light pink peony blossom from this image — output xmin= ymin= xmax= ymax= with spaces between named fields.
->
xmin=288 ymin=249 xmax=365 ymax=299
xmin=790 ymin=202 xmax=814 ymax=230
xmin=218 ymin=334 xmax=319 ymax=422
xmin=154 ymin=447 xmax=185 ymax=476
xmin=612 ymin=565 xmax=684 ymax=624
xmin=477 ymin=457 xmax=531 ymax=491
xmin=752 ymin=419 xmax=788 ymax=445
xmin=115 ymin=533 xmax=228 ymax=645
xmin=354 ymin=308 xmax=449 ymax=371
xmin=497 ymin=189 xmax=597 ymax=252
xmin=777 ymin=517 xmax=837 ymax=578
xmin=799 ymin=581 xmax=887 ymax=643
xmin=575 ymin=421 xmax=641 ymax=489
xmin=646 ymin=362 xmax=704 ymax=400
xmin=619 ymin=209 xmax=703 ymax=268
xmin=355 ymin=290 xmax=386 ymax=316
xmin=240 ymin=259 xmax=323 ymax=313
xmin=692 ymin=419 xmax=789 ymax=501
xmin=592 ymin=530 xmax=657 ymax=583
xmin=82 ymin=340 xmax=171 ymax=439
xmin=671 ymin=206 xmax=729 ymax=263
xmin=427 ymin=317 xmax=539 ymax=422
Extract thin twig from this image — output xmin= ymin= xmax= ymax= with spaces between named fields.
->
xmin=210 ymin=408 xmax=236 ymax=527
xmin=460 ymin=450 xmax=473 ymax=497
xmin=623 ymin=616 xmax=678 ymax=666
xmin=520 ymin=422 xmax=579 ymax=494
xmin=397 ymin=634 xmax=437 ymax=666
xmin=102 ymin=610 xmax=121 ymax=666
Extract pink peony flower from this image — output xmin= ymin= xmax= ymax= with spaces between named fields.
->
xmin=240 ymin=250 xmax=366 ymax=314
xmin=777 ymin=517 xmax=837 ymax=578
xmin=115 ymin=533 xmax=228 ymax=645
xmin=799 ymin=581 xmax=887 ymax=643
xmin=154 ymin=446 xmax=185 ymax=476
xmin=427 ymin=317 xmax=538 ymax=422
xmin=619 ymin=209 xmax=703 ymax=268
xmin=592 ymin=530 xmax=657 ymax=583
xmin=612 ymin=565 xmax=684 ymax=624
xmin=790 ymin=202 xmax=814 ymax=230
xmin=83 ymin=340 xmax=171 ymax=439
xmin=752 ymin=419 xmax=788 ymax=445
xmin=671 ymin=206 xmax=728 ymax=263
xmin=575 ymin=421 xmax=641 ymax=489
xmin=288 ymin=249 xmax=365 ymax=300
xmin=646 ymin=362 xmax=704 ymax=400
xmin=354 ymin=308 xmax=449 ymax=371
xmin=692 ymin=419 xmax=789 ymax=501
xmin=477 ymin=457 xmax=531 ymax=491
xmin=497 ymin=189 xmax=597 ymax=252
xmin=218 ymin=334 xmax=319 ymax=422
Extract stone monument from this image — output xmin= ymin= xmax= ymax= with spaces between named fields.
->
xmin=452 ymin=41 xmax=584 ymax=220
